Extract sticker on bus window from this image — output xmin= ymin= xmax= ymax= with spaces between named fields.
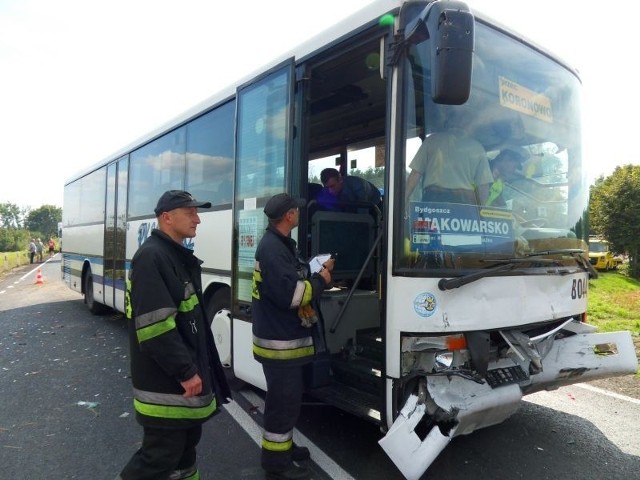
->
xmin=499 ymin=76 xmax=553 ymax=123
xmin=409 ymin=202 xmax=515 ymax=255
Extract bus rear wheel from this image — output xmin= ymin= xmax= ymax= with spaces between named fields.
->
xmin=84 ymin=270 xmax=107 ymax=315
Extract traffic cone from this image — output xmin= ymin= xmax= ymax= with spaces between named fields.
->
xmin=35 ymin=269 xmax=44 ymax=285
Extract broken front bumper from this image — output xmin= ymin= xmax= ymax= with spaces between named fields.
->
xmin=380 ymin=330 xmax=638 ymax=480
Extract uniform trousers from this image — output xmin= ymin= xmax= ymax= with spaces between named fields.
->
xmin=120 ymin=424 xmax=202 ymax=480
xmin=261 ymin=363 xmax=306 ymax=471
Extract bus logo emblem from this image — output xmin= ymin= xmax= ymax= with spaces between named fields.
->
xmin=414 ymin=292 xmax=437 ymax=317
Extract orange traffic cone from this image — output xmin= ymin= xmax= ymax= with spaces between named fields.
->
xmin=35 ymin=269 xmax=44 ymax=285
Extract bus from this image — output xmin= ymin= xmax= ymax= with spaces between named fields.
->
xmin=61 ymin=1 xmax=637 ymax=478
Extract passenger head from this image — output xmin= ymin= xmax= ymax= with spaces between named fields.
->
xmin=320 ymin=168 xmax=343 ymax=196
xmin=490 ymin=148 xmax=528 ymax=181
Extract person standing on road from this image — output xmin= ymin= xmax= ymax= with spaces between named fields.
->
xmin=48 ymin=238 xmax=56 ymax=257
xmin=28 ymin=239 xmax=36 ymax=264
xmin=119 ymin=190 xmax=231 ymax=480
xmin=252 ymin=193 xmax=334 ymax=480
xmin=36 ymin=238 xmax=44 ymax=263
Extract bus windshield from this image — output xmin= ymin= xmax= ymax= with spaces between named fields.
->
xmin=396 ymin=18 xmax=587 ymax=273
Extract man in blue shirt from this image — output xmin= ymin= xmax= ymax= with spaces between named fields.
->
xmin=318 ymin=168 xmax=381 ymax=211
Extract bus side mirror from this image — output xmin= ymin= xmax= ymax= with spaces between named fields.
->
xmin=428 ymin=4 xmax=474 ymax=105
xmin=404 ymin=0 xmax=474 ymax=105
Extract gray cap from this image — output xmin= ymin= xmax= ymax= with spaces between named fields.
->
xmin=264 ymin=193 xmax=306 ymax=219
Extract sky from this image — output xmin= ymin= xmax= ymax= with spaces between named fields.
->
xmin=1 ymin=0 xmax=638 ymax=210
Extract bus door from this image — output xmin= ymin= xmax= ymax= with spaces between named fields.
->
xmin=297 ymin=31 xmax=389 ymax=421
xmin=231 ymin=61 xmax=296 ymax=388
xmin=103 ymin=156 xmax=129 ymax=311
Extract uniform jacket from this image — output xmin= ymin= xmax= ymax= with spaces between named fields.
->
xmin=126 ymin=229 xmax=231 ymax=428
xmin=252 ymin=225 xmax=327 ymax=367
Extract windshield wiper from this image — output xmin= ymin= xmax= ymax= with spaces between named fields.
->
xmin=438 ymin=248 xmax=596 ymax=291
xmin=438 ymin=260 xmax=514 ymax=291
xmin=526 ymin=248 xmax=598 ymax=279
xmin=438 ymin=257 xmax=561 ymax=291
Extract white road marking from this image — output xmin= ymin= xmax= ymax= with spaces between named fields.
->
xmin=223 ymin=398 xmax=265 ymax=446
xmin=575 ymin=382 xmax=640 ymax=405
xmin=235 ymin=389 xmax=356 ymax=480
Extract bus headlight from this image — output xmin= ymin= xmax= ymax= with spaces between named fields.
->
xmin=401 ymin=334 xmax=469 ymax=375
xmin=435 ymin=351 xmax=454 ymax=370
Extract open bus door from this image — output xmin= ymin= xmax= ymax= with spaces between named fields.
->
xmin=230 ymin=60 xmax=297 ymax=389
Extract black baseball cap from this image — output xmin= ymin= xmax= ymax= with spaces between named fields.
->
xmin=264 ymin=193 xmax=306 ymax=219
xmin=154 ymin=190 xmax=212 ymax=216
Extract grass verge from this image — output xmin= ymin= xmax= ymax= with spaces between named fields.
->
xmin=588 ymin=270 xmax=640 ymax=378
xmin=0 ymin=251 xmax=31 ymax=276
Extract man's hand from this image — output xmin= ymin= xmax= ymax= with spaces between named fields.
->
xmin=319 ymin=257 xmax=335 ymax=285
xmin=322 ymin=257 xmax=336 ymax=272
xmin=181 ymin=373 xmax=202 ymax=397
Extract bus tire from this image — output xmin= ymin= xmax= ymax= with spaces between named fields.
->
xmin=84 ymin=270 xmax=107 ymax=315
xmin=206 ymin=287 xmax=243 ymax=388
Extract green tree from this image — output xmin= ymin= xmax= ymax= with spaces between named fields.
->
xmin=350 ymin=167 xmax=385 ymax=189
xmin=24 ymin=205 xmax=62 ymax=238
xmin=0 ymin=228 xmax=30 ymax=251
xmin=590 ymin=164 xmax=640 ymax=278
xmin=0 ymin=202 xmax=26 ymax=229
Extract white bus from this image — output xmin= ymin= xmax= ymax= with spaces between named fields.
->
xmin=61 ymin=1 xmax=637 ymax=478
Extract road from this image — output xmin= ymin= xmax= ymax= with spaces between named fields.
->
xmin=1 ymin=258 xmax=638 ymax=479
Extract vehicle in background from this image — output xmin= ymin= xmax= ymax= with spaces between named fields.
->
xmin=588 ymin=237 xmax=618 ymax=270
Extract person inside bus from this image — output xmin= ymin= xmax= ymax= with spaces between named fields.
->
xmin=405 ymin=112 xmax=493 ymax=205
xmin=485 ymin=148 xmax=534 ymax=253
xmin=318 ymin=167 xmax=381 ymax=212
xmin=486 ymin=147 xmax=528 ymax=207
xmin=252 ymin=193 xmax=334 ymax=480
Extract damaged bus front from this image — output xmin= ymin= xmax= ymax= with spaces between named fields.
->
xmin=380 ymin=2 xmax=638 ymax=479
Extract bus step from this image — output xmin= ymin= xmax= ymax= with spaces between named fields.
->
xmin=355 ymin=327 xmax=383 ymax=361
xmin=307 ymin=383 xmax=381 ymax=424
xmin=330 ymin=355 xmax=383 ymax=396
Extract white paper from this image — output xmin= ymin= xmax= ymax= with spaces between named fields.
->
xmin=309 ymin=253 xmax=332 ymax=274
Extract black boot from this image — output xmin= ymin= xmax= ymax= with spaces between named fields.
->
xmin=265 ymin=464 xmax=310 ymax=480
xmin=292 ymin=444 xmax=310 ymax=461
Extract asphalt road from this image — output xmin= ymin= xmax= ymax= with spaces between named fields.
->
xmin=1 ymin=257 xmax=639 ymax=480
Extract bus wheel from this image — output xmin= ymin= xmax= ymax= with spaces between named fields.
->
xmin=84 ymin=270 xmax=106 ymax=315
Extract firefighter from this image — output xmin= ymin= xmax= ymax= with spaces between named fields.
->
xmin=119 ymin=190 xmax=231 ymax=480
xmin=252 ymin=193 xmax=334 ymax=480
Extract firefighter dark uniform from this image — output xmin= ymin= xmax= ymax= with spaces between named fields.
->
xmin=120 ymin=228 xmax=231 ymax=480
xmin=252 ymin=205 xmax=328 ymax=478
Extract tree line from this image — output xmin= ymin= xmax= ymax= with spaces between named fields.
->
xmin=0 ymin=203 xmax=62 ymax=251
xmin=590 ymin=164 xmax=640 ymax=278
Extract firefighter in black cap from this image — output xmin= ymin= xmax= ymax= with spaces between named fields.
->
xmin=119 ymin=190 xmax=231 ymax=480
xmin=252 ymin=193 xmax=334 ymax=480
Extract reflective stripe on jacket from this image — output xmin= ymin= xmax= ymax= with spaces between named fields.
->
xmin=251 ymin=225 xmax=326 ymax=366
xmin=126 ymin=229 xmax=229 ymax=427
